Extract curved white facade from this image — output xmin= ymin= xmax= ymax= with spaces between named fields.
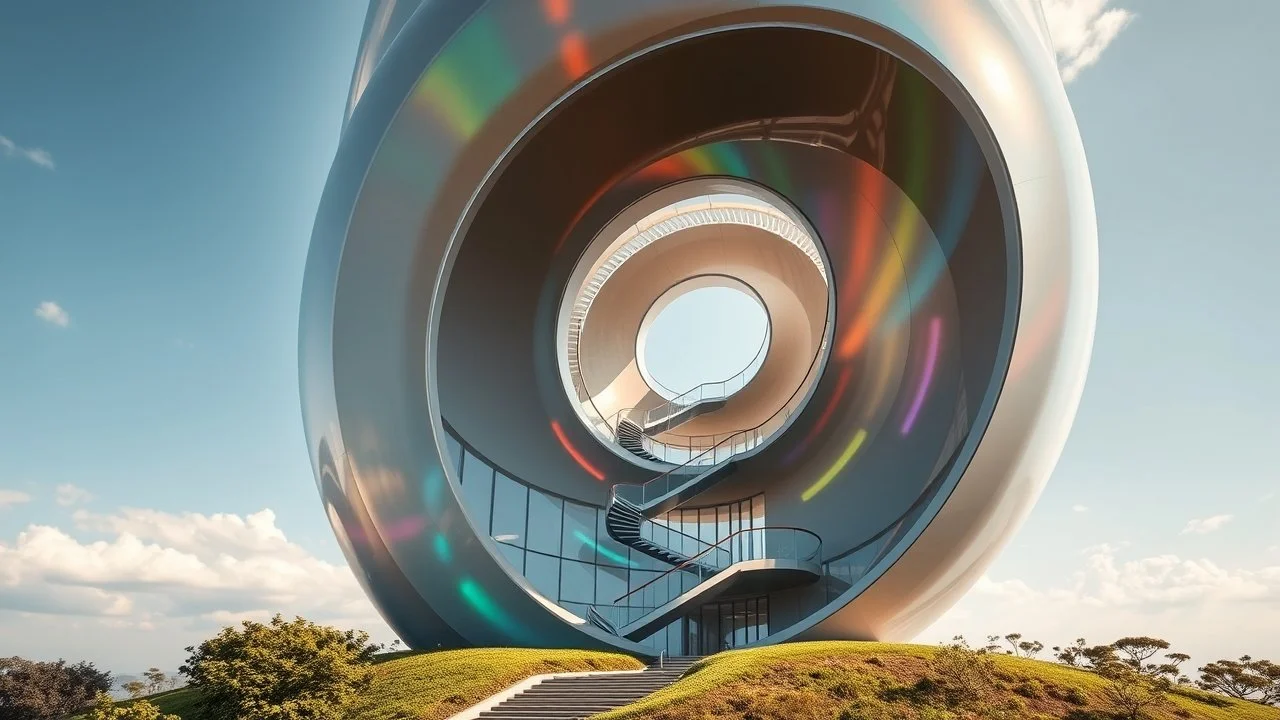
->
xmin=301 ymin=0 xmax=1096 ymax=656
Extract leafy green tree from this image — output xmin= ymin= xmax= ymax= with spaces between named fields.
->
xmin=0 ymin=656 xmax=113 ymax=720
xmin=1001 ymin=633 xmax=1044 ymax=659
xmin=122 ymin=681 xmax=149 ymax=699
xmin=1098 ymin=663 xmax=1171 ymax=720
xmin=1018 ymin=640 xmax=1045 ymax=659
xmin=1112 ymin=636 xmax=1171 ymax=674
xmin=87 ymin=692 xmax=180 ymax=720
xmin=142 ymin=669 xmax=168 ymax=695
xmin=1053 ymin=638 xmax=1089 ymax=666
xmin=1197 ymin=655 xmax=1280 ymax=705
xmin=179 ymin=614 xmax=382 ymax=720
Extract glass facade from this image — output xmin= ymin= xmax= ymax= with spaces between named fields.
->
xmin=447 ymin=427 xmax=769 ymax=654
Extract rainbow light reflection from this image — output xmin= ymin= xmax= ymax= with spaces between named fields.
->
xmin=801 ymin=429 xmax=868 ymax=502
xmin=900 ymin=317 xmax=942 ymax=435
xmin=574 ymin=529 xmax=637 ymax=568
xmin=551 ymin=419 xmax=606 ymax=480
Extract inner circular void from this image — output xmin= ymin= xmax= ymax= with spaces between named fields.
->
xmin=639 ymin=283 xmax=770 ymax=401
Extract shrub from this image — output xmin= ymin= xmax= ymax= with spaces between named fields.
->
xmin=87 ymin=692 xmax=180 ymax=720
xmin=179 ymin=614 xmax=381 ymax=720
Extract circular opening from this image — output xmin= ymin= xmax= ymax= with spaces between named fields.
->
xmin=640 ymin=285 xmax=769 ymax=401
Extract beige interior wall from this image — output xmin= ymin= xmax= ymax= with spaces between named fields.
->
xmin=577 ymin=223 xmax=829 ymax=437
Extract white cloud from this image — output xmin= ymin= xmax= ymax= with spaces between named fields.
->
xmin=1041 ymin=0 xmax=1136 ymax=82
xmin=0 ymin=507 xmax=391 ymax=668
xmin=0 ymin=134 xmax=56 ymax=170
xmin=55 ymin=484 xmax=93 ymax=507
xmin=1071 ymin=504 xmax=1089 ymax=513
xmin=34 ymin=301 xmax=70 ymax=327
xmin=920 ymin=543 xmax=1280 ymax=664
xmin=1181 ymin=514 xmax=1234 ymax=535
xmin=0 ymin=490 xmax=33 ymax=509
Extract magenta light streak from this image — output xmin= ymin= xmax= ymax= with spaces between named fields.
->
xmin=900 ymin=317 xmax=942 ymax=435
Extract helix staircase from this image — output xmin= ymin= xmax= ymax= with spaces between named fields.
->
xmin=614 ymin=419 xmax=663 ymax=463
xmin=594 ymin=453 xmax=822 ymax=642
xmin=475 ymin=656 xmax=701 ymax=719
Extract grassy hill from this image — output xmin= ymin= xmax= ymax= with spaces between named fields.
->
xmin=102 ymin=643 xmax=1278 ymax=720
xmin=594 ymin=642 xmax=1280 ymax=720
xmin=107 ymin=648 xmax=641 ymax=720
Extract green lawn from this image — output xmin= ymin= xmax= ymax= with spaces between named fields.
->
xmin=99 ymin=648 xmax=642 ymax=720
xmin=591 ymin=641 xmax=1280 ymax=720
xmin=89 ymin=643 xmax=1280 ymax=720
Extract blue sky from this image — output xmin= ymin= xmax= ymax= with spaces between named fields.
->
xmin=2 ymin=0 xmax=1277 ymax=673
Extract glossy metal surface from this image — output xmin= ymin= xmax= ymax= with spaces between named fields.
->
xmin=301 ymin=0 xmax=1096 ymax=653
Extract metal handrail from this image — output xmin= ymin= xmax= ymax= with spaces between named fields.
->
xmin=610 ymin=334 xmax=829 ymax=505
xmin=615 ymin=525 xmax=822 ymax=605
xmin=636 ymin=320 xmax=772 ymax=425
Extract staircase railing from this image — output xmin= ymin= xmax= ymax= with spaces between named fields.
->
xmin=614 ymin=526 xmax=822 ymax=618
xmin=626 ymin=321 xmax=772 ymax=429
xmin=616 ymin=333 xmax=834 ymax=468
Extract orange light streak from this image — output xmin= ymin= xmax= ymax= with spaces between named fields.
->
xmin=551 ymin=419 xmax=605 ymax=481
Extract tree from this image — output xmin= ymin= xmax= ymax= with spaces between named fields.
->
xmin=1018 ymin=640 xmax=1045 ymax=659
xmin=0 ymin=656 xmax=113 ymax=720
xmin=1099 ymin=663 xmax=1171 ymax=720
xmin=142 ymin=669 xmax=167 ymax=695
xmin=180 ymin=614 xmax=382 ymax=720
xmin=1082 ymin=644 xmax=1122 ymax=671
xmin=122 ymin=681 xmax=149 ymax=699
xmin=1197 ymin=656 xmax=1280 ymax=705
xmin=1112 ymin=636 xmax=1171 ymax=674
xmin=1000 ymin=633 xmax=1044 ymax=659
xmin=1054 ymin=638 xmax=1089 ymax=666
xmin=87 ymin=692 xmax=180 ymax=720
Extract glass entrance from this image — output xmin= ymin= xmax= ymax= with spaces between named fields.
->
xmin=685 ymin=596 xmax=769 ymax=655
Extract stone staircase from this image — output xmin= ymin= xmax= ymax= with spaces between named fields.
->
xmin=476 ymin=656 xmax=701 ymax=719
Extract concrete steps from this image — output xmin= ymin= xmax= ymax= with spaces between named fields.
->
xmin=475 ymin=658 xmax=701 ymax=720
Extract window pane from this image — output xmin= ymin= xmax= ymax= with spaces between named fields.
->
xmin=699 ymin=508 xmax=715 ymax=544
xmin=560 ymin=559 xmax=594 ymax=603
xmin=595 ymin=510 xmax=631 ymax=569
xmin=562 ymin=502 xmax=596 ymax=563
xmin=526 ymin=489 xmax=563 ymax=555
xmin=717 ymin=506 xmax=730 ymax=543
xmin=490 ymin=472 xmax=527 ymax=546
xmin=525 ymin=551 xmax=560 ymax=600
xmin=460 ymin=451 xmax=493 ymax=534
xmin=596 ymin=564 xmax=628 ymax=605
xmin=496 ymin=543 xmax=524 ymax=573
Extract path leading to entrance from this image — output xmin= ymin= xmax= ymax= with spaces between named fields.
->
xmin=452 ymin=656 xmax=701 ymax=720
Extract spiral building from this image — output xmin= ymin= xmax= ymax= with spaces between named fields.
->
xmin=300 ymin=0 xmax=1097 ymax=657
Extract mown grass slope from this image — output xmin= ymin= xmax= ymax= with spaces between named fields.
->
xmin=592 ymin=641 xmax=1280 ymax=720
xmin=99 ymin=648 xmax=642 ymax=720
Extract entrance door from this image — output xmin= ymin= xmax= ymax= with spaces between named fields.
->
xmin=687 ymin=596 xmax=770 ymax=655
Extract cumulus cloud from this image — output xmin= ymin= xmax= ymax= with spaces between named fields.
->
xmin=1181 ymin=514 xmax=1234 ymax=535
xmin=55 ymin=484 xmax=93 ymax=507
xmin=0 ymin=507 xmax=385 ymax=632
xmin=34 ymin=301 xmax=70 ymax=327
xmin=1041 ymin=0 xmax=1136 ymax=82
xmin=0 ymin=490 xmax=33 ymax=509
xmin=0 ymin=134 xmax=56 ymax=170
xmin=1071 ymin=504 xmax=1089 ymax=513
xmin=921 ymin=543 xmax=1280 ymax=663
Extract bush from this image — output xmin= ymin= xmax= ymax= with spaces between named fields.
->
xmin=87 ymin=692 xmax=179 ymax=720
xmin=929 ymin=637 xmax=1000 ymax=709
xmin=179 ymin=614 xmax=381 ymax=720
